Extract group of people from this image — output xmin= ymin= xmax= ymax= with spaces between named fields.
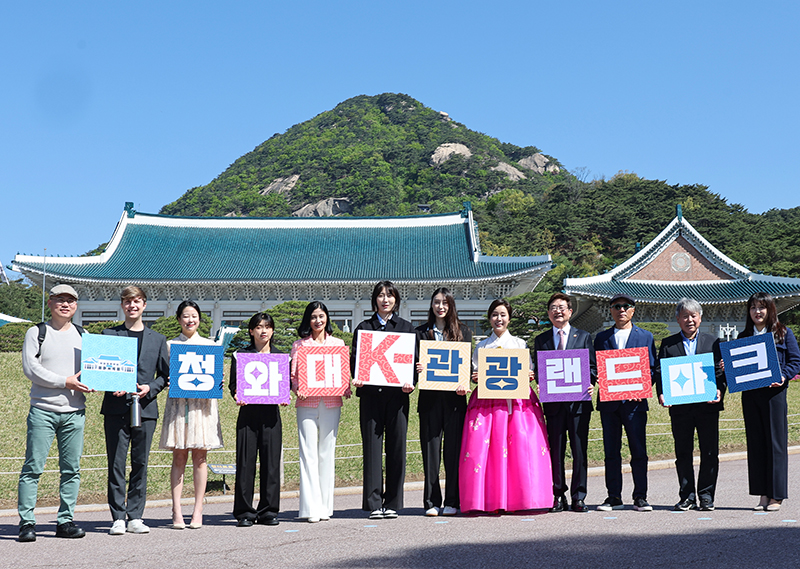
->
xmin=16 ymin=280 xmax=800 ymax=543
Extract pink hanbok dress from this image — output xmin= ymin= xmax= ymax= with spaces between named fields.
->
xmin=459 ymin=331 xmax=552 ymax=512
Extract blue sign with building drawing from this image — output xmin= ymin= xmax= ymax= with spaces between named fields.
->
xmin=81 ymin=334 xmax=137 ymax=392
xmin=660 ymin=353 xmax=717 ymax=405
xmin=721 ymin=334 xmax=782 ymax=393
xmin=169 ymin=344 xmax=225 ymax=399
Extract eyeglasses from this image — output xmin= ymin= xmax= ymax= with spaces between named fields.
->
xmin=611 ymin=304 xmax=633 ymax=311
xmin=52 ymin=297 xmax=77 ymax=305
xmin=549 ymin=305 xmax=570 ymax=313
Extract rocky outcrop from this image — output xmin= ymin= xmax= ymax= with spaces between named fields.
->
xmin=491 ymin=162 xmax=526 ymax=181
xmin=518 ymin=153 xmax=560 ymax=174
xmin=260 ymin=174 xmax=300 ymax=196
xmin=430 ymin=143 xmax=472 ymax=166
xmin=292 ymin=197 xmax=353 ymax=217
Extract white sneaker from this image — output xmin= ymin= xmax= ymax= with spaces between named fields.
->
xmin=425 ymin=507 xmax=439 ymax=517
xmin=126 ymin=519 xmax=150 ymax=534
xmin=383 ymin=509 xmax=398 ymax=519
xmin=109 ymin=519 xmax=126 ymax=535
xmin=442 ymin=506 xmax=459 ymax=516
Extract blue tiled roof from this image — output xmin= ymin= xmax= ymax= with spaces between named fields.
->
xmin=565 ymin=278 xmax=800 ymax=305
xmin=13 ymin=210 xmax=551 ymax=284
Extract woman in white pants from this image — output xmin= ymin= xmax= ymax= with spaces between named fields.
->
xmin=290 ymin=301 xmax=350 ymax=522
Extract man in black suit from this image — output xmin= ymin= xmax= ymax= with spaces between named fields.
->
xmin=102 ymin=286 xmax=169 ymax=535
xmin=655 ymin=297 xmax=724 ymax=512
xmin=533 ymin=293 xmax=596 ymax=513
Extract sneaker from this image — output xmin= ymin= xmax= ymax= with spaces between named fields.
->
xmin=383 ymin=509 xmax=398 ymax=519
xmin=633 ymin=498 xmax=653 ymax=512
xmin=699 ymin=499 xmax=715 ymax=512
xmin=18 ymin=523 xmax=36 ymax=543
xmin=673 ymin=499 xmax=697 ymax=512
xmin=109 ymin=519 xmax=126 ymax=535
xmin=442 ymin=506 xmax=459 ymax=516
xmin=126 ymin=519 xmax=150 ymax=534
xmin=55 ymin=521 xmax=86 ymax=539
xmin=597 ymin=497 xmax=624 ymax=511
xmin=369 ymin=509 xmax=384 ymax=520
xmin=425 ymin=507 xmax=439 ymax=517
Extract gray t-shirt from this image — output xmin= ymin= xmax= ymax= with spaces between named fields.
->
xmin=22 ymin=323 xmax=85 ymax=412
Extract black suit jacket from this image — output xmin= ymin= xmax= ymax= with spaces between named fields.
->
xmin=351 ymin=313 xmax=416 ymax=397
xmin=415 ymin=322 xmax=473 ymax=414
xmin=654 ymin=332 xmax=725 ymax=414
xmin=100 ymin=325 xmax=169 ymax=419
xmin=533 ymin=326 xmax=597 ymax=415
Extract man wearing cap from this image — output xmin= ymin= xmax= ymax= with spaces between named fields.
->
xmin=594 ymin=293 xmax=657 ymax=512
xmin=18 ymin=284 xmax=91 ymax=542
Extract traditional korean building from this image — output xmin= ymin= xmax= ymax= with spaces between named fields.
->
xmin=564 ymin=206 xmax=800 ymax=338
xmin=12 ymin=203 xmax=552 ymax=335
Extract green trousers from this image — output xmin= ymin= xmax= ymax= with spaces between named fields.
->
xmin=18 ymin=406 xmax=86 ymax=526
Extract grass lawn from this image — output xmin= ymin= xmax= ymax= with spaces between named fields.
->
xmin=3 ymin=350 xmax=800 ymax=509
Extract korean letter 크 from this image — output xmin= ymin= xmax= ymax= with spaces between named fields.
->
xmin=597 ymin=347 xmax=652 ymax=402
xmin=235 ymin=352 xmax=291 ymax=404
xmin=418 ymin=340 xmax=471 ymax=392
xmin=721 ymin=334 xmax=782 ymax=393
xmin=169 ymin=344 xmax=224 ymax=399
xmin=477 ymin=348 xmax=531 ymax=399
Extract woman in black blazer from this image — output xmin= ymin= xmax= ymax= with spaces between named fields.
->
xmin=230 ymin=312 xmax=284 ymax=526
xmin=351 ymin=281 xmax=415 ymax=519
xmin=415 ymin=287 xmax=472 ymax=516
xmin=738 ymin=292 xmax=800 ymax=511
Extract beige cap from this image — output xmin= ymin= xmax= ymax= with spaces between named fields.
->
xmin=50 ymin=284 xmax=79 ymax=299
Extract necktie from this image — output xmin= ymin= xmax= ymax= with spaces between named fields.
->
xmin=557 ymin=329 xmax=567 ymax=350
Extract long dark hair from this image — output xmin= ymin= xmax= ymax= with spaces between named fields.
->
xmin=371 ymin=280 xmax=401 ymax=314
xmin=425 ymin=287 xmax=464 ymax=341
xmin=743 ymin=292 xmax=786 ymax=343
xmin=247 ymin=312 xmax=275 ymax=350
xmin=298 ymin=301 xmax=333 ymax=338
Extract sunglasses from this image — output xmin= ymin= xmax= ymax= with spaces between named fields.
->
xmin=611 ymin=303 xmax=633 ymax=311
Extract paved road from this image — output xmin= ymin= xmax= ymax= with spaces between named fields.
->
xmin=3 ymin=454 xmax=800 ymax=568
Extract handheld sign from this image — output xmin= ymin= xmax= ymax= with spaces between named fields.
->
xmin=597 ymin=347 xmax=652 ymax=402
xmin=355 ymin=330 xmax=415 ymax=387
xmin=235 ymin=352 xmax=291 ymax=404
xmin=418 ymin=340 xmax=471 ymax=392
xmin=296 ymin=345 xmax=350 ymax=398
xmin=169 ymin=344 xmax=224 ymax=399
xmin=721 ymin=334 xmax=782 ymax=393
xmin=537 ymin=349 xmax=592 ymax=403
xmin=477 ymin=348 xmax=530 ymax=399
xmin=660 ymin=353 xmax=717 ymax=405
xmin=80 ymin=334 xmax=138 ymax=392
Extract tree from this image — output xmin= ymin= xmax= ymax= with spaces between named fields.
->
xmin=0 ymin=279 xmax=49 ymax=322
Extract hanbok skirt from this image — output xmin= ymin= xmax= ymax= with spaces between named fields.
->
xmin=459 ymin=388 xmax=552 ymax=512
xmin=159 ymin=397 xmax=223 ymax=450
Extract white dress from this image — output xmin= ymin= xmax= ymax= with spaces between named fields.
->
xmin=158 ymin=334 xmax=224 ymax=450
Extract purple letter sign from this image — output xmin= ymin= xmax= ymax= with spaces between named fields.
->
xmin=537 ymin=349 xmax=591 ymax=403
xmin=235 ymin=352 xmax=290 ymax=405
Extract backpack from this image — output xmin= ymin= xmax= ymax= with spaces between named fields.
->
xmin=35 ymin=322 xmax=86 ymax=358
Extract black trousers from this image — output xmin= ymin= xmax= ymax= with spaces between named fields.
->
xmin=544 ymin=403 xmax=591 ymax=502
xmin=234 ymin=404 xmax=282 ymax=521
xmin=670 ymin=408 xmax=719 ymax=502
xmin=742 ymin=386 xmax=789 ymax=500
xmin=418 ymin=391 xmax=466 ymax=510
xmin=360 ymin=390 xmax=409 ymax=512
xmin=104 ymin=414 xmax=157 ymax=521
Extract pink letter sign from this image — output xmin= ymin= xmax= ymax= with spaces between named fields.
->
xmin=597 ymin=347 xmax=652 ymax=402
xmin=355 ymin=330 xmax=415 ymax=387
xmin=296 ymin=345 xmax=350 ymax=398
xmin=235 ymin=352 xmax=291 ymax=405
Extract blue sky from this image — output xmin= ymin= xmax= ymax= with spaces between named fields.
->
xmin=2 ymin=1 xmax=798 ymax=282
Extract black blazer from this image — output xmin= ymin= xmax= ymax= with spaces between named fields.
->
xmin=415 ymin=321 xmax=473 ymax=413
xmin=100 ymin=325 xmax=169 ymax=419
xmin=654 ymin=332 xmax=726 ymax=414
xmin=351 ymin=313 xmax=416 ymax=397
xmin=532 ymin=326 xmax=597 ymax=415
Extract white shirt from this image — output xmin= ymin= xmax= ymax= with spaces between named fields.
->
xmin=553 ymin=323 xmax=572 ymax=349
xmin=613 ymin=327 xmax=632 ymax=350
